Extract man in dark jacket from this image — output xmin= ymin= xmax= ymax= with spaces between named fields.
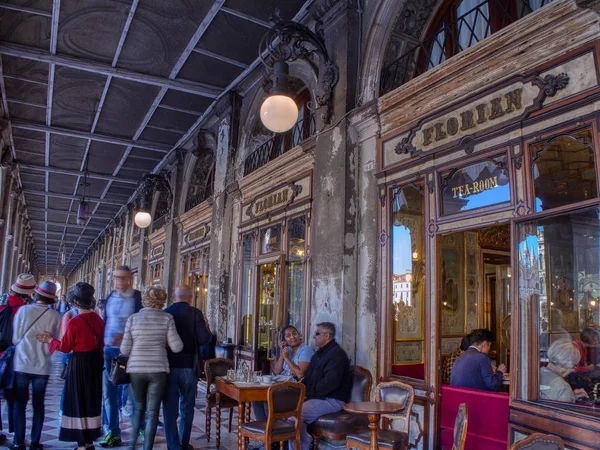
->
xmin=163 ymin=285 xmax=212 ymax=450
xmin=296 ymin=322 xmax=351 ymax=450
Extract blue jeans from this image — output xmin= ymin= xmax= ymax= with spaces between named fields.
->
xmin=13 ymin=372 xmax=49 ymax=446
xmin=162 ymin=368 xmax=197 ymax=450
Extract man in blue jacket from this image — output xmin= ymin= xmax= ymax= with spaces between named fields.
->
xmin=450 ymin=328 xmax=506 ymax=391
xmin=296 ymin=322 xmax=351 ymax=450
xmin=100 ymin=266 xmax=142 ymax=448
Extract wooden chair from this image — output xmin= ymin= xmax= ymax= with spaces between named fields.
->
xmin=346 ymin=380 xmax=414 ymax=449
xmin=453 ymin=403 xmax=468 ymax=450
xmin=240 ymin=381 xmax=306 ymax=450
xmin=510 ymin=433 xmax=565 ymax=450
xmin=204 ymin=358 xmax=237 ymax=445
xmin=308 ymin=365 xmax=372 ymax=449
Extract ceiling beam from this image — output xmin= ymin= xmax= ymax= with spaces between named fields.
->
xmin=23 ymin=189 xmax=124 ymax=205
xmin=11 ymin=119 xmax=171 ymax=153
xmin=0 ymin=42 xmax=223 ymax=98
xmin=191 ymin=48 xmax=249 ymax=69
xmin=18 ymin=162 xmax=139 ymax=184
xmin=28 ymin=219 xmax=105 ymax=231
xmin=0 ymin=2 xmax=52 ymax=17
xmin=156 ymin=103 xmax=202 ymax=116
xmin=32 ymin=231 xmax=95 ymax=239
xmin=26 ymin=205 xmax=117 ymax=220
xmin=220 ymin=7 xmax=271 ymax=28
xmin=2 ymin=74 xmax=48 ymax=86
xmin=6 ymin=97 xmax=46 ymax=108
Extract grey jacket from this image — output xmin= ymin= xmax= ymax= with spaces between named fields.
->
xmin=120 ymin=307 xmax=183 ymax=374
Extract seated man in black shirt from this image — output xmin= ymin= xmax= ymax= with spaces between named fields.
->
xmin=295 ymin=322 xmax=352 ymax=450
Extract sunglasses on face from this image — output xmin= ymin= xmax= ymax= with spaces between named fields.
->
xmin=315 ymin=331 xmax=328 ymax=337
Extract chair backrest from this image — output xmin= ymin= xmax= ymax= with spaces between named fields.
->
xmin=267 ymin=382 xmax=306 ymax=433
xmin=204 ymin=358 xmax=234 ymax=398
xmin=375 ymin=380 xmax=415 ymax=434
xmin=452 ymin=403 xmax=468 ymax=450
xmin=510 ymin=433 xmax=565 ymax=450
xmin=349 ymin=365 xmax=373 ymax=402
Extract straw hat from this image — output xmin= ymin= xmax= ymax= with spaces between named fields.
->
xmin=11 ymin=273 xmax=36 ymax=296
xmin=34 ymin=280 xmax=58 ymax=303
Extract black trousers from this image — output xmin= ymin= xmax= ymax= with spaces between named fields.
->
xmin=129 ymin=372 xmax=167 ymax=450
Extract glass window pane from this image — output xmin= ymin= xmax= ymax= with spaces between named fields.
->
xmin=258 ymin=262 xmax=280 ymax=359
xmin=287 ymin=217 xmax=306 ymax=332
xmin=260 ymin=225 xmax=282 ymax=254
xmin=531 ymin=128 xmax=597 ymax=212
xmin=428 ymin=25 xmax=447 ymax=70
xmin=517 ymin=207 xmax=600 ymax=411
xmin=391 ymin=185 xmax=425 ymax=380
xmin=240 ymin=235 xmax=255 ymax=347
xmin=456 ymin=0 xmax=491 ymax=51
xmin=441 ymin=156 xmax=511 ymax=215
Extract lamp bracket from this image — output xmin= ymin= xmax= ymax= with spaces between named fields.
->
xmin=259 ymin=11 xmax=339 ymax=125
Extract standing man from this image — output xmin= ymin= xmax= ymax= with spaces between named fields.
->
xmin=99 ymin=265 xmax=142 ymax=448
xmin=296 ymin=322 xmax=352 ymax=450
xmin=163 ymin=285 xmax=212 ymax=450
xmin=11 ymin=280 xmax=61 ymax=450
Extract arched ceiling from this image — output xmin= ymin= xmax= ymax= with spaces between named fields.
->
xmin=0 ymin=0 xmax=308 ymax=276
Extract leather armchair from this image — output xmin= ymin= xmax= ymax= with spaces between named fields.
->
xmin=204 ymin=358 xmax=237 ymax=447
xmin=510 ymin=433 xmax=565 ymax=450
xmin=308 ymin=365 xmax=372 ymax=449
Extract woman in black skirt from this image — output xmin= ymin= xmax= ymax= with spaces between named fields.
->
xmin=37 ymin=282 xmax=104 ymax=450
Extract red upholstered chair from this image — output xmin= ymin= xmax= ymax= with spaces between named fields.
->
xmin=510 ymin=433 xmax=565 ymax=450
xmin=346 ymin=380 xmax=414 ymax=450
xmin=240 ymin=382 xmax=306 ymax=450
xmin=308 ymin=366 xmax=372 ymax=449
xmin=204 ymin=358 xmax=237 ymax=445
xmin=453 ymin=403 xmax=468 ymax=450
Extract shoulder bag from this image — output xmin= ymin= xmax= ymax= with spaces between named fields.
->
xmin=0 ymin=308 xmax=49 ymax=389
xmin=109 ymin=354 xmax=130 ymax=385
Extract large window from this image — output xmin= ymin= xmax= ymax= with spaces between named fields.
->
xmin=518 ymin=207 xmax=600 ymax=413
xmin=287 ymin=217 xmax=307 ymax=333
xmin=391 ymin=184 xmax=426 ymax=380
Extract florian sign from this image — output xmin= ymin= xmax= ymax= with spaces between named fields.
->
xmin=242 ymin=174 xmax=312 ymax=224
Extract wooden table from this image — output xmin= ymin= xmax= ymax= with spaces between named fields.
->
xmin=343 ymin=401 xmax=404 ymax=450
xmin=215 ymin=377 xmax=271 ymax=449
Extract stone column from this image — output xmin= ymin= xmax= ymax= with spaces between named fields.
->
xmin=206 ymin=92 xmax=241 ymax=338
xmin=0 ymin=179 xmax=18 ymax=293
xmin=162 ymin=149 xmax=186 ymax=299
xmin=307 ymin=0 xmax=361 ymax=356
xmin=11 ymin=209 xmax=24 ymax=282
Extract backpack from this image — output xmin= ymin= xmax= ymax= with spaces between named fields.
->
xmin=0 ymin=306 xmax=13 ymax=351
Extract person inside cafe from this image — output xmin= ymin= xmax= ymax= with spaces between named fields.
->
xmin=294 ymin=321 xmax=352 ymax=450
xmin=450 ymin=328 xmax=506 ymax=391
xmin=252 ymin=324 xmax=314 ymax=421
xmin=541 ymin=339 xmax=589 ymax=403
xmin=442 ymin=332 xmax=472 ymax=384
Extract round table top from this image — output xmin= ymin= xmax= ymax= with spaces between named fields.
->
xmin=343 ymin=401 xmax=404 ymax=415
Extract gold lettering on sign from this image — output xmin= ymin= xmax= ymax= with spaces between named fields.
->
xmin=254 ymin=189 xmax=289 ymax=216
xmin=422 ymin=88 xmax=523 ymax=147
xmin=452 ymin=176 xmax=499 ymax=199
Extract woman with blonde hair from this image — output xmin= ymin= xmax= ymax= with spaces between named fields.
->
xmin=120 ymin=285 xmax=183 ymax=450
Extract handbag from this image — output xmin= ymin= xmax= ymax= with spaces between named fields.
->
xmin=109 ymin=354 xmax=130 ymax=385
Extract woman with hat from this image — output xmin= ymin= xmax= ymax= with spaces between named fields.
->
xmin=11 ymin=280 xmax=61 ymax=450
xmin=37 ymin=282 xmax=104 ymax=450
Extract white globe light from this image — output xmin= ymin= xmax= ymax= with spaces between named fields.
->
xmin=260 ymin=95 xmax=299 ymax=133
xmin=134 ymin=211 xmax=152 ymax=228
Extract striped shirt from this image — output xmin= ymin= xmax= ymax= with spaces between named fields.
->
xmin=120 ymin=307 xmax=183 ymax=374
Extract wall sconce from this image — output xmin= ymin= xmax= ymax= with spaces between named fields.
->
xmin=258 ymin=11 xmax=339 ymax=133
xmin=133 ymin=173 xmax=173 ymax=229
xmin=77 ymin=156 xmax=90 ymax=226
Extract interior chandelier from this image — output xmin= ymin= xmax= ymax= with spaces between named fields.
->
xmin=133 ymin=173 xmax=172 ymax=229
xmin=258 ymin=11 xmax=339 ymax=133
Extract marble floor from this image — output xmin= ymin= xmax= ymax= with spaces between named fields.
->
xmin=0 ymin=353 xmax=239 ymax=450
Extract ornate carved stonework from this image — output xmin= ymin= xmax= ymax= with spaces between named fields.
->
xmin=394 ymin=0 xmax=440 ymax=39
xmin=513 ymin=200 xmax=531 ymax=217
xmin=512 ymin=153 xmax=523 ymax=170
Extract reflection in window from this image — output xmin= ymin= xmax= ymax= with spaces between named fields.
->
xmin=441 ymin=156 xmax=510 ymax=215
xmin=391 ymin=185 xmax=425 ymax=380
xmin=531 ymin=129 xmax=597 ymax=212
xmin=517 ymin=207 xmax=600 ymax=410
xmin=240 ymin=235 xmax=255 ymax=346
xmin=287 ymin=217 xmax=306 ymax=333
xmin=260 ymin=226 xmax=282 ymax=254
xmin=258 ymin=263 xmax=280 ymax=359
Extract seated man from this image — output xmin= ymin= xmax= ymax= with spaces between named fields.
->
xmin=295 ymin=322 xmax=351 ymax=450
xmin=442 ymin=333 xmax=471 ymax=384
xmin=450 ymin=329 xmax=505 ymax=391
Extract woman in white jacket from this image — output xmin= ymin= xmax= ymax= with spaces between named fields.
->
xmin=120 ymin=285 xmax=183 ymax=450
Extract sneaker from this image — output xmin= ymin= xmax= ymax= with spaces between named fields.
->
xmin=139 ymin=430 xmax=145 ymax=444
xmin=30 ymin=445 xmax=44 ymax=450
xmin=157 ymin=420 xmax=163 ymax=428
xmin=99 ymin=433 xmax=122 ymax=448
xmin=9 ymin=445 xmax=26 ymax=450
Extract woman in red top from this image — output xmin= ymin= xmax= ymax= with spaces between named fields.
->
xmin=37 ymin=282 xmax=104 ymax=450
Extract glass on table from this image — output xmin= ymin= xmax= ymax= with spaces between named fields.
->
xmin=227 ymin=369 xmax=236 ymax=381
